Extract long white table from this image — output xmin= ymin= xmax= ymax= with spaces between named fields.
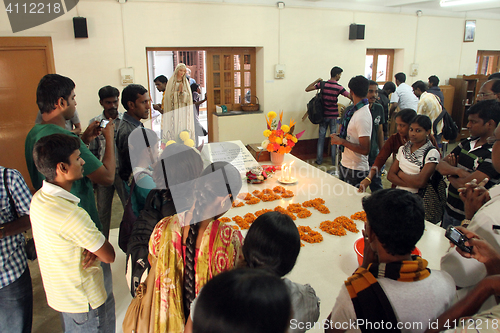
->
xmin=110 ymin=153 xmax=451 ymax=333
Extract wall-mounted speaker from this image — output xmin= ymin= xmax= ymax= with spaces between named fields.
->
xmin=73 ymin=17 xmax=88 ymax=38
xmin=349 ymin=24 xmax=365 ymax=40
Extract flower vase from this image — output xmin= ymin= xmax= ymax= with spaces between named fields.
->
xmin=270 ymin=152 xmax=285 ymax=165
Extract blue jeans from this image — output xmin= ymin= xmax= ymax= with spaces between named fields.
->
xmin=317 ymin=118 xmax=338 ymax=165
xmin=61 ymin=303 xmax=105 ymax=333
xmin=442 ymin=209 xmax=462 ymax=229
xmin=0 ymin=268 xmax=32 ymax=333
xmin=339 ymin=165 xmax=369 ymax=188
xmin=101 ymin=262 xmax=115 ymax=333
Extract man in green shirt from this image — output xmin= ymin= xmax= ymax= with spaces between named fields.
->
xmin=25 ymin=74 xmax=117 ymax=332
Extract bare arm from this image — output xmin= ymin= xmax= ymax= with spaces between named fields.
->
xmin=0 ymin=215 xmax=31 ymax=238
xmin=305 ymin=78 xmax=322 ymax=92
xmin=92 ymin=239 xmax=115 ymax=264
xmin=397 ymin=162 xmax=437 ymax=189
xmin=86 ymin=120 xmax=116 ymax=186
xmin=194 ymin=94 xmax=207 ymax=106
xmin=449 ymin=170 xmax=490 ymax=191
xmin=330 ymin=135 xmax=370 ymax=156
xmin=425 ymin=276 xmax=500 ymax=333
xmin=387 ymin=158 xmax=406 ymax=187
xmin=185 ymin=316 xmax=193 ymax=333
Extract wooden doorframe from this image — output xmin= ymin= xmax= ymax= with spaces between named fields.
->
xmin=366 ymin=48 xmax=394 ymax=85
xmin=146 ymin=47 xmax=256 ymax=143
xmin=0 ymin=37 xmax=55 ymax=71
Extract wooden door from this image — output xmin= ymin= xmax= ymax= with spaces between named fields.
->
xmin=365 ymin=49 xmax=394 ymax=86
xmin=0 ymin=37 xmax=55 ymax=190
xmin=206 ymin=48 xmax=256 ymax=142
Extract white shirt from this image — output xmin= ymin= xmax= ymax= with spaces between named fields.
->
xmin=441 ymin=184 xmax=500 ymax=288
xmin=330 ymin=270 xmax=456 ymax=333
xmin=396 ymin=143 xmax=440 ymax=193
xmin=390 ymin=83 xmax=419 ymax=111
xmin=341 ymin=104 xmax=372 ymax=172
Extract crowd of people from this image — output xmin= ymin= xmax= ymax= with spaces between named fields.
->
xmin=1 ymin=67 xmax=500 ymax=333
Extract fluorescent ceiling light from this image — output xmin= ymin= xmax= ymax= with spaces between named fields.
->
xmin=440 ymin=0 xmax=495 ymax=6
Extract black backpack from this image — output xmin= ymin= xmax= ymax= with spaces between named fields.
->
xmin=433 ymin=109 xmax=458 ymax=141
xmin=307 ymin=81 xmax=325 ymax=124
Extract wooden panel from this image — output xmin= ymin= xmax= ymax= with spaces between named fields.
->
xmin=439 ymin=85 xmax=455 ymax=115
xmin=0 ymin=37 xmax=55 ymax=190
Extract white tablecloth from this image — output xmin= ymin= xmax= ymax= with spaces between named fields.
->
xmin=110 ymin=153 xmax=451 ymax=332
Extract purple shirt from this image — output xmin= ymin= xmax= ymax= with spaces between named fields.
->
xmin=315 ymin=80 xmax=350 ymax=118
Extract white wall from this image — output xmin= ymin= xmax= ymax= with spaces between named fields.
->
xmin=1 ymin=0 xmax=499 ymax=140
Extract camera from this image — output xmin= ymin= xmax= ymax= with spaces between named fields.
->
xmin=445 ymin=225 xmax=473 ymax=254
xmin=99 ymin=119 xmax=110 ymax=128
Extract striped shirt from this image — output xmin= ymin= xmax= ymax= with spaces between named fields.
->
xmin=30 ymin=181 xmax=106 ymax=313
xmin=0 ymin=167 xmax=31 ymax=289
xmin=314 ymin=80 xmax=350 ymax=118
xmin=446 ymin=138 xmax=500 ymax=220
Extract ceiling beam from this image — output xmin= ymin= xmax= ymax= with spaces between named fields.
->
xmin=385 ymin=0 xmax=433 ymax=7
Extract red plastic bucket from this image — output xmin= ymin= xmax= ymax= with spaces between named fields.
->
xmin=354 ymin=238 xmax=422 ymax=266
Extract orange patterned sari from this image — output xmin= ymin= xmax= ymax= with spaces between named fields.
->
xmin=149 ymin=214 xmax=243 ymax=333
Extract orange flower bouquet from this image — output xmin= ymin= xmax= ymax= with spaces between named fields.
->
xmin=261 ymin=111 xmax=305 ymax=154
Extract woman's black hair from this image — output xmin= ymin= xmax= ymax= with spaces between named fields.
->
xmin=183 ymin=161 xmax=242 ymax=319
xmin=410 ymin=114 xmax=432 ymax=131
xmin=395 ymin=108 xmax=417 ymax=125
xmin=243 ymin=211 xmax=300 ymax=277
xmin=191 ymin=82 xmax=200 ymax=93
xmin=193 ymin=268 xmax=291 ymax=333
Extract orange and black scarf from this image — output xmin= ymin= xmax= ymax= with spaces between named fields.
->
xmin=345 ymin=256 xmax=430 ymax=333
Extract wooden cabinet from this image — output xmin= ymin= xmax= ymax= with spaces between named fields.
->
xmin=449 ymin=74 xmax=488 ymax=139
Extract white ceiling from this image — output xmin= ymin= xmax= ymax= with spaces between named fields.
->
xmin=159 ymin=0 xmax=500 ymax=19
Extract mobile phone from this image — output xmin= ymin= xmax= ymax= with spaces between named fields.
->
xmin=99 ymin=119 xmax=110 ymax=128
xmin=445 ymin=225 xmax=473 ymax=253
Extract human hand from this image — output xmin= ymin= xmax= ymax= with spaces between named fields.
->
xmin=361 ymin=229 xmax=378 ymax=268
xmin=459 ymin=179 xmax=490 ymax=219
xmin=101 ymin=118 xmax=115 ymax=141
xmin=179 ymin=83 xmax=183 ymax=93
xmin=81 ymin=121 xmax=101 ymax=145
xmin=444 ymin=153 xmax=457 ymax=167
xmin=330 ymin=134 xmax=342 ymax=146
xmin=358 ymin=179 xmax=370 ymax=193
xmin=454 ymin=226 xmax=500 ymax=268
xmin=82 ymin=249 xmax=97 ymax=269
xmin=153 ymin=104 xmax=161 ymax=111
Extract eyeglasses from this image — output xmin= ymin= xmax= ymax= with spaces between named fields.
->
xmin=487 ymin=136 xmax=500 ymax=145
xmin=477 ymin=92 xmax=495 ymax=99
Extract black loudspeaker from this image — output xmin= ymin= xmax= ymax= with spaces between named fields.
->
xmin=73 ymin=17 xmax=88 ymax=38
xmin=349 ymin=24 xmax=365 ymax=40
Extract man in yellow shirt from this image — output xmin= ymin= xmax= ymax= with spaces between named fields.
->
xmin=30 ymin=133 xmax=115 ymax=333
xmin=412 ymin=80 xmax=443 ymax=144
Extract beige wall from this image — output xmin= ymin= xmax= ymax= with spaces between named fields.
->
xmin=1 ymin=0 xmax=499 ymax=141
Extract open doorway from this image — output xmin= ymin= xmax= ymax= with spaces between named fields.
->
xmin=147 ymin=49 xmax=208 ymax=144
